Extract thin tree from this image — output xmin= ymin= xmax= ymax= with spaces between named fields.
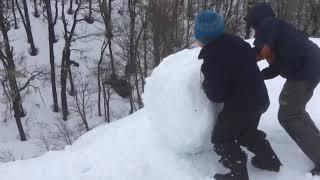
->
xmin=11 ymin=0 xmax=19 ymax=29
xmin=0 ymin=2 xmax=26 ymax=141
xmin=61 ymin=0 xmax=83 ymax=120
xmin=44 ymin=0 xmax=59 ymax=112
xmin=33 ymin=0 xmax=40 ymax=18
xmin=245 ymin=0 xmax=255 ymax=39
xmin=15 ymin=0 xmax=37 ymax=56
xmin=85 ymin=0 xmax=94 ymax=23
xmin=97 ymin=0 xmax=116 ymax=116
xmin=73 ymin=74 xmax=91 ymax=131
xmin=68 ymin=0 xmax=74 ymax=14
xmin=97 ymin=40 xmax=107 ymax=116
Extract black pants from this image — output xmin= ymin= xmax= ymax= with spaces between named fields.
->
xmin=278 ymin=80 xmax=320 ymax=165
xmin=211 ymin=108 xmax=269 ymax=168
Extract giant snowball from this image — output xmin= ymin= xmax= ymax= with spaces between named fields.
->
xmin=143 ymin=48 xmax=222 ymax=154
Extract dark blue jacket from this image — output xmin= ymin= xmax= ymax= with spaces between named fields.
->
xmin=199 ymin=34 xmax=270 ymax=112
xmin=247 ymin=3 xmax=320 ymax=80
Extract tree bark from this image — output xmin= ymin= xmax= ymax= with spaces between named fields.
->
xmin=12 ymin=0 xmax=18 ymax=29
xmin=45 ymin=0 xmax=59 ymax=112
xmin=97 ymin=40 xmax=107 ymax=117
xmin=33 ymin=0 xmax=40 ymax=18
xmin=16 ymin=0 xmax=37 ymax=56
xmin=0 ymin=4 xmax=26 ymax=141
xmin=61 ymin=51 xmax=69 ymax=120
xmin=85 ymin=0 xmax=94 ymax=23
xmin=68 ymin=0 xmax=73 ymax=14
xmin=61 ymin=0 xmax=82 ymax=120
xmin=245 ymin=0 xmax=255 ymax=39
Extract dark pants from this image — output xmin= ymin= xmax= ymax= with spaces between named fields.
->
xmin=278 ymin=80 xmax=320 ymax=165
xmin=212 ymin=108 xmax=269 ymax=168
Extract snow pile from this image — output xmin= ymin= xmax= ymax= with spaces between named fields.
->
xmin=1 ymin=41 xmax=320 ymax=180
xmin=143 ymin=48 xmax=221 ymax=154
xmin=0 ymin=47 xmax=212 ymax=180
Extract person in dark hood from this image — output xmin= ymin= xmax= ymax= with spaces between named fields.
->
xmin=194 ymin=10 xmax=282 ymax=180
xmin=245 ymin=3 xmax=320 ymax=176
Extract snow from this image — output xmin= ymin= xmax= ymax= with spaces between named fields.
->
xmin=1 ymin=39 xmax=320 ymax=180
xmin=143 ymin=48 xmax=222 ymax=154
xmin=0 ymin=0 xmax=131 ymax=161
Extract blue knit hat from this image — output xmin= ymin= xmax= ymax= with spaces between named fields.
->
xmin=194 ymin=10 xmax=224 ymax=45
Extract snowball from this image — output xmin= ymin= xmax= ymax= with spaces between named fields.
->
xmin=143 ymin=48 xmax=222 ymax=154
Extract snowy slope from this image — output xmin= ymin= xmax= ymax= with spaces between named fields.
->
xmin=1 ymin=40 xmax=320 ymax=180
xmin=0 ymin=0 xmax=130 ymax=161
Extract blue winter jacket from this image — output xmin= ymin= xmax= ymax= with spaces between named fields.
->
xmin=199 ymin=34 xmax=270 ymax=112
xmin=247 ymin=3 xmax=320 ymax=80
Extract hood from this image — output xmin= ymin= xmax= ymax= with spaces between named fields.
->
xmin=245 ymin=3 xmax=275 ymax=29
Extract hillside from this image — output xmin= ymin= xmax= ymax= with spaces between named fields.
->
xmin=1 ymin=42 xmax=320 ymax=179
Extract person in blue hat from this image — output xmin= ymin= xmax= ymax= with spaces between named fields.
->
xmin=245 ymin=2 xmax=320 ymax=176
xmin=195 ymin=10 xmax=282 ymax=180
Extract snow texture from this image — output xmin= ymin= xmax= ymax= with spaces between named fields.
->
xmin=143 ymin=48 xmax=222 ymax=154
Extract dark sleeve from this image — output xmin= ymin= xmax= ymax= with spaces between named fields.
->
xmin=201 ymin=60 xmax=225 ymax=103
xmin=261 ymin=65 xmax=279 ymax=80
xmin=253 ymin=20 xmax=278 ymax=53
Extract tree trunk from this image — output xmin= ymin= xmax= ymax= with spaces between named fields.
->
xmin=85 ymin=0 xmax=94 ymax=23
xmin=102 ymin=83 xmax=110 ymax=123
xmin=33 ymin=0 xmax=40 ymax=17
xmin=126 ymin=0 xmax=137 ymax=74
xmin=45 ymin=0 xmax=59 ymax=112
xmin=61 ymin=52 xmax=69 ymax=120
xmin=53 ymin=0 xmax=59 ymax=26
xmin=68 ymin=64 xmax=76 ymax=96
xmin=97 ymin=40 xmax=107 ymax=117
xmin=0 ymin=5 xmax=26 ymax=141
xmin=245 ymin=0 xmax=255 ymax=39
xmin=17 ymin=0 xmax=37 ymax=56
xmin=12 ymin=0 xmax=18 ymax=29
xmin=89 ymin=0 xmax=92 ymax=18
xmin=152 ymin=33 xmax=161 ymax=67
xmin=60 ymin=0 xmax=82 ymax=120
xmin=68 ymin=0 xmax=73 ymax=14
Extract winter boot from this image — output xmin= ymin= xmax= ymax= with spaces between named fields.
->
xmin=214 ymin=147 xmax=249 ymax=180
xmin=214 ymin=165 xmax=249 ymax=180
xmin=311 ymin=165 xmax=320 ymax=176
xmin=250 ymin=140 xmax=282 ymax=172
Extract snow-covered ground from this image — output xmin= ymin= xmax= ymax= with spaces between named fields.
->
xmin=1 ymin=39 xmax=320 ymax=179
xmin=0 ymin=0 xmax=130 ymax=162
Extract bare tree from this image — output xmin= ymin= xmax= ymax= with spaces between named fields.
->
xmin=44 ymin=0 xmax=59 ymax=112
xmin=72 ymin=74 xmax=91 ymax=131
xmin=54 ymin=119 xmax=75 ymax=145
xmin=68 ymin=0 xmax=74 ymax=14
xmin=33 ymin=0 xmax=40 ymax=18
xmin=15 ymin=0 xmax=37 ymax=56
xmin=102 ymin=80 xmax=111 ymax=123
xmin=97 ymin=40 xmax=107 ymax=116
xmin=97 ymin=0 xmax=116 ymax=116
xmin=85 ymin=0 xmax=94 ymax=23
xmin=245 ymin=0 xmax=256 ymax=39
xmin=11 ymin=0 xmax=19 ymax=29
xmin=0 ymin=2 xmax=26 ymax=141
xmin=61 ymin=0 xmax=83 ymax=120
